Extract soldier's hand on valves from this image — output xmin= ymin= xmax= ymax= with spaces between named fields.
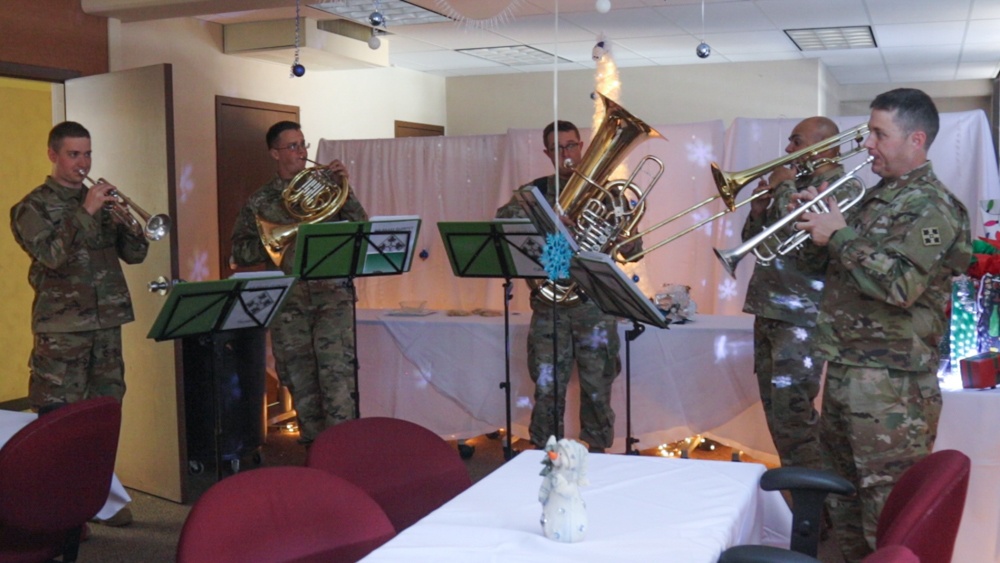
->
xmin=83 ymin=179 xmax=118 ymax=216
xmin=325 ymin=159 xmax=350 ymax=184
xmin=787 ymin=185 xmax=819 ymax=211
xmin=795 ymin=190 xmax=845 ymax=247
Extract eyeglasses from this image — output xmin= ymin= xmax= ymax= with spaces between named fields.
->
xmin=274 ymin=142 xmax=311 ymax=152
xmin=548 ymin=142 xmax=581 ymax=153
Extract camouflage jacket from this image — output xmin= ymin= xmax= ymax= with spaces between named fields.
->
xmin=231 ymin=174 xmax=368 ymax=275
xmin=496 ymin=174 xmax=642 ymax=313
xmin=811 ymin=161 xmax=971 ymax=370
xmin=10 ymin=176 xmax=149 ymax=333
xmin=741 ymin=165 xmax=845 ymax=325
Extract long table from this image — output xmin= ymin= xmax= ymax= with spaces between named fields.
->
xmin=360 ymin=449 xmax=792 ymax=562
xmin=355 ymin=310 xmax=777 ymax=458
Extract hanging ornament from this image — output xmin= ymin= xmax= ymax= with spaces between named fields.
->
xmin=290 ymin=0 xmax=306 ymax=77
xmin=595 ymin=0 xmax=611 ymax=14
xmin=695 ymin=0 xmax=711 ymax=60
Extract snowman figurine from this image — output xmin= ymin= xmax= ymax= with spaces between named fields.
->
xmin=538 ymin=436 xmax=589 ymax=543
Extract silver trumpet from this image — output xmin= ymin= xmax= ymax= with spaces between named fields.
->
xmin=713 ymin=156 xmax=873 ymax=278
xmin=81 ymin=171 xmax=171 ymax=241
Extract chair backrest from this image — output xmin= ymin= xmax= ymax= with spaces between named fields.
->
xmin=306 ymin=417 xmax=472 ymax=532
xmin=875 ymin=449 xmax=971 ymax=562
xmin=176 ymin=466 xmax=395 ymax=563
xmin=0 ymin=397 xmax=121 ymax=563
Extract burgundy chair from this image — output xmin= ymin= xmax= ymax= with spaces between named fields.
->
xmin=306 ymin=417 xmax=472 ymax=532
xmin=717 ymin=449 xmax=971 ymax=563
xmin=0 ymin=397 xmax=122 ymax=563
xmin=176 ymin=466 xmax=395 ymax=563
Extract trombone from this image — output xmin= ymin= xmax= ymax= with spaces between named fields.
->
xmin=81 ymin=172 xmax=172 ymax=241
xmin=713 ymin=156 xmax=873 ymax=277
xmin=610 ymin=123 xmax=870 ymax=262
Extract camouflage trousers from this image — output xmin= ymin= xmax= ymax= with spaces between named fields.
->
xmin=820 ymin=363 xmax=941 ymax=562
xmin=753 ymin=317 xmax=822 ymax=469
xmin=28 ymin=327 xmax=125 ymax=409
xmin=527 ymin=300 xmax=621 ymax=450
xmin=271 ymin=280 xmax=357 ymax=444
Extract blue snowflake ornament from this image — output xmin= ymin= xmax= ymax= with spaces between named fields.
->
xmin=541 ymin=233 xmax=572 ymax=281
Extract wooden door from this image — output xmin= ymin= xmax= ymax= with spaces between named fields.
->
xmin=215 ymin=97 xmax=299 ymax=279
xmin=65 ymin=64 xmax=181 ymax=501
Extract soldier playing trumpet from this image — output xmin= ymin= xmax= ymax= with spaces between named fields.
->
xmin=230 ymin=121 xmax=367 ymax=446
xmin=740 ymin=116 xmax=844 ymax=472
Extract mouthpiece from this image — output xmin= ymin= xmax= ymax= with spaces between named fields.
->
xmin=563 ymin=158 xmax=573 ymax=168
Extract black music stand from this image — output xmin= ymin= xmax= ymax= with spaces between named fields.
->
xmin=438 ymin=219 xmax=548 ymax=460
xmin=148 ymin=274 xmax=294 ymax=481
xmin=294 ymin=216 xmax=421 ymax=418
xmin=569 ymin=251 xmax=669 ymax=455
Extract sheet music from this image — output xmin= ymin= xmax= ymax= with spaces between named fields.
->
xmin=220 ymin=276 xmax=295 ymax=330
xmin=366 ymin=215 xmax=421 ymax=273
xmin=499 ymin=219 xmax=547 ymax=277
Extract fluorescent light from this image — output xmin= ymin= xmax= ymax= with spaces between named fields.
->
xmin=785 ymin=26 xmax=876 ymax=51
xmin=459 ymin=45 xmax=568 ymax=66
xmin=310 ymin=1 xmax=451 ymax=27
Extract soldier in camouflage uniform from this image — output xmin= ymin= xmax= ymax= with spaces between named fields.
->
xmin=496 ymin=120 xmax=640 ymax=453
xmin=795 ymin=89 xmax=972 ymax=561
xmin=231 ymin=121 xmax=368 ymax=445
xmin=10 ymin=121 xmax=149 ymax=409
xmin=741 ymin=117 xmax=844 ymax=470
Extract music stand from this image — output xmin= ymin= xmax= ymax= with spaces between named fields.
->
xmin=513 ymin=185 xmax=580 ymax=251
xmin=438 ymin=219 xmax=547 ymax=460
xmin=569 ymin=251 xmax=669 ymax=455
xmin=294 ymin=216 xmax=421 ymax=418
xmin=148 ymin=274 xmax=295 ymax=480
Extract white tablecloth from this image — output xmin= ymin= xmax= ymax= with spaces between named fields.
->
xmin=356 ymin=311 xmax=776 ymax=459
xmin=0 ymin=409 xmax=130 ymax=520
xmin=361 ymin=449 xmax=792 ymax=562
xmin=935 ymin=388 xmax=1000 ymax=563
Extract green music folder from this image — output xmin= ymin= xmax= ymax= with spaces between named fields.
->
xmin=294 ymin=216 xmax=421 ymax=280
xmin=438 ymin=219 xmax=547 ymax=279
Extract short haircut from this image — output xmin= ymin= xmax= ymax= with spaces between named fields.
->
xmin=870 ymin=88 xmax=939 ymax=148
xmin=266 ymin=121 xmax=302 ymax=149
xmin=542 ymin=120 xmax=580 ymax=148
xmin=48 ymin=121 xmax=90 ymax=152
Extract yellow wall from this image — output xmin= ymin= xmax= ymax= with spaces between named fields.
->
xmin=0 ymin=77 xmax=52 ymax=402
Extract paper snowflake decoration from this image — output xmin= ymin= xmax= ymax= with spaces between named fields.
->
xmin=541 ymin=233 xmax=572 ymax=281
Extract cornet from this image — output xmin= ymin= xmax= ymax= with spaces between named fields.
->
xmin=610 ymin=123 xmax=870 ymax=262
xmin=81 ymin=172 xmax=171 ymax=241
xmin=713 ymin=156 xmax=873 ymax=278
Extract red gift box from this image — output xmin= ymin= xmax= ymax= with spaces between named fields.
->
xmin=959 ymin=352 xmax=1000 ymax=389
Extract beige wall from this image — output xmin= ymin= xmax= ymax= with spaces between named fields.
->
xmin=446 ymin=60 xmax=993 ymax=135
xmin=446 ymin=59 xmax=829 ymax=135
xmin=109 ymin=17 xmax=447 ymax=282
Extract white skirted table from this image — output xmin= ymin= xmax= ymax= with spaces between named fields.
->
xmin=360 ymin=449 xmax=791 ymax=562
xmin=935 ymin=388 xmax=1000 ymax=563
xmin=355 ymin=310 xmax=776 ymax=459
xmin=0 ymin=409 xmax=130 ymax=520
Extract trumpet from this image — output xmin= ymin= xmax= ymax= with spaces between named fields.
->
xmin=610 ymin=123 xmax=870 ymax=261
xmin=713 ymin=156 xmax=873 ymax=278
xmin=81 ymin=172 xmax=171 ymax=241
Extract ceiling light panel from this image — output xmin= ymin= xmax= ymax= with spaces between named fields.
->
xmin=785 ymin=26 xmax=876 ymax=51
xmin=310 ymin=1 xmax=450 ymax=26
xmin=458 ymin=45 xmax=567 ymax=66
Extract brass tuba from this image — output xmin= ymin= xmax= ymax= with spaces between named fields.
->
xmin=256 ymin=162 xmax=350 ymax=267
xmin=528 ymin=93 xmax=665 ymax=304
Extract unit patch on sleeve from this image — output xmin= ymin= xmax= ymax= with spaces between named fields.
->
xmin=921 ymin=227 xmax=942 ymax=246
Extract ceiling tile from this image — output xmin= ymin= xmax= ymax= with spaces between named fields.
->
xmin=828 ymin=64 xmax=890 ymax=84
xmin=880 ymin=45 xmax=961 ymax=65
xmin=654 ymin=2 xmax=775 ymax=34
xmin=700 ymin=31 xmax=799 ymax=55
xmin=754 ymin=0 xmax=869 ymax=29
xmin=873 ymin=21 xmax=967 ymax=48
xmin=561 ymin=7 xmax=685 ymax=38
xmin=864 ymin=0 xmax=972 ymax=25
xmin=965 ymin=18 xmax=1000 ymax=44
xmin=889 ymin=62 xmax=959 ymax=82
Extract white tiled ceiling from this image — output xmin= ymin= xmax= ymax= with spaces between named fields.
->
xmin=100 ymin=0 xmax=1000 ymax=84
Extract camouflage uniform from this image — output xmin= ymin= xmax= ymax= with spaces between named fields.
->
xmin=231 ymin=174 xmax=368 ymax=443
xmin=741 ymin=166 xmax=843 ymax=470
xmin=10 ymin=177 xmax=149 ymax=408
xmin=809 ymin=161 xmax=971 ymax=561
xmin=497 ymin=175 xmax=624 ymax=450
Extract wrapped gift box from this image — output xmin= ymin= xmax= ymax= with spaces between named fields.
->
xmin=959 ymin=352 xmax=1000 ymax=389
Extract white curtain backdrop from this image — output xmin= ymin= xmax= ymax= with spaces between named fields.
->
xmin=317 ymin=110 xmax=999 ymax=316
